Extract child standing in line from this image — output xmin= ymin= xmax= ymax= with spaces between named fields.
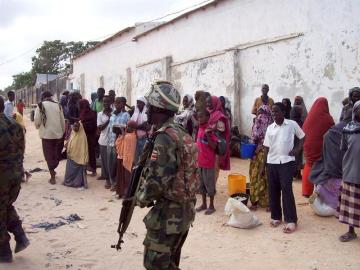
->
xmin=196 ymin=110 xmax=218 ymax=215
xmin=115 ymin=120 xmax=137 ymax=198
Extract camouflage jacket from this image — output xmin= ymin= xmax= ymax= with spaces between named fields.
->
xmin=0 ymin=113 xmax=25 ymax=178
xmin=136 ymin=118 xmax=198 ymax=235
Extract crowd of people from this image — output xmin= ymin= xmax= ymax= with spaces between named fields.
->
xmin=30 ymin=83 xmax=360 ymax=239
xmin=1 ymin=81 xmax=360 ymax=265
xmin=249 ymin=84 xmax=360 ymax=239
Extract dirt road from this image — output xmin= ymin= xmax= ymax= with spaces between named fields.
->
xmin=6 ymin=115 xmax=360 ymax=270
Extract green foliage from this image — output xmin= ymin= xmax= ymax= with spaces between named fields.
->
xmin=11 ymin=40 xmax=99 ymax=89
xmin=31 ymin=40 xmax=67 ymax=74
xmin=31 ymin=40 xmax=99 ymax=74
xmin=12 ymin=71 xmax=35 ymax=89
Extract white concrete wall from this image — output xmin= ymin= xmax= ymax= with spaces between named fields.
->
xmin=71 ymin=0 xmax=360 ymax=135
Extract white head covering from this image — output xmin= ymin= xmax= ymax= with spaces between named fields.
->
xmin=130 ymin=96 xmax=148 ymax=124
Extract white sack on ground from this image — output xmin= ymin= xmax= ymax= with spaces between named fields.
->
xmin=224 ymin=197 xmax=262 ymax=229
xmin=309 ymin=194 xmax=336 ymax=217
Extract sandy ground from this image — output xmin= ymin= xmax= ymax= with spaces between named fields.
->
xmin=5 ymin=114 xmax=360 ymax=270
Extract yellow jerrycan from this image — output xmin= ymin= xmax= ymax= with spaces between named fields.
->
xmin=228 ymin=173 xmax=246 ymax=196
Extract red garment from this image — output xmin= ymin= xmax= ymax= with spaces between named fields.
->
xmin=302 ymin=162 xmax=314 ymax=196
xmin=197 ymin=123 xmax=217 ymax=168
xmin=17 ymin=103 xmax=25 ymax=114
xmin=79 ymin=99 xmax=97 ymax=135
xmin=303 ymin=97 xmax=334 ymax=164
xmin=208 ymin=96 xmax=230 ymax=170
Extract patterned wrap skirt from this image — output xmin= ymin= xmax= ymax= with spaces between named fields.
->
xmin=337 ymin=182 xmax=360 ymax=227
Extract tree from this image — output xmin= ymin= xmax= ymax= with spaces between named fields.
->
xmin=31 ymin=40 xmax=67 ymax=74
xmin=9 ymin=40 xmax=99 ymax=90
xmin=31 ymin=40 xmax=99 ymax=74
xmin=0 ymin=85 xmax=14 ymax=96
xmin=12 ymin=71 xmax=35 ymax=89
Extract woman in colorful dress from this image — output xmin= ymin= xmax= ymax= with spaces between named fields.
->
xmin=249 ymin=105 xmax=273 ymax=210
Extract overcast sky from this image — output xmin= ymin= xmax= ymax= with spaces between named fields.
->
xmin=0 ymin=0 xmax=210 ymax=89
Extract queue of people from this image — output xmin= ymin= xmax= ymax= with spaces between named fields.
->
xmin=2 ymin=80 xmax=360 ymax=266
xmin=31 ymin=83 xmax=360 ymax=239
xmin=1 ymin=80 xmax=360 ymax=268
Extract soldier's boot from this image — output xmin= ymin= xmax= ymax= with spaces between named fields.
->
xmin=0 ymin=242 xmax=13 ymax=263
xmin=11 ymin=224 xmax=30 ymax=253
xmin=14 ymin=234 xmax=30 ymax=253
xmin=49 ymin=170 xmax=56 ymax=185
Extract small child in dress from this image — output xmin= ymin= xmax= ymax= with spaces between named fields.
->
xmin=196 ymin=110 xmax=218 ymax=215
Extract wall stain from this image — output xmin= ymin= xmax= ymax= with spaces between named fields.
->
xmin=323 ymin=63 xmax=335 ymax=80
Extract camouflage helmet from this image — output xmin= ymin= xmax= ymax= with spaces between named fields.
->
xmin=145 ymin=80 xmax=181 ymax=112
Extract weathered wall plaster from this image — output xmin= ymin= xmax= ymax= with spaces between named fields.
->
xmin=71 ymin=0 xmax=360 ymax=135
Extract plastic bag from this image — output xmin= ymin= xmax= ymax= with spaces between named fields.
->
xmin=224 ymin=197 xmax=262 ymax=229
xmin=309 ymin=193 xmax=336 ymax=217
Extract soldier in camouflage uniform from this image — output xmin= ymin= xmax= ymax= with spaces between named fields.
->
xmin=136 ymin=81 xmax=199 ymax=270
xmin=0 ymin=96 xmax=30 ymax=263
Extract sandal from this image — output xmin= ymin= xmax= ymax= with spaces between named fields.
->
xmin=270 ymin=219 xmax=281 ymax=227
xmin=339 ymin=232 xmax=357 ymax=242
xmin=104 ymin=183 xmax=111 ymax=189
xmin=249 ymin=205 xmax=258 ymax=211
xmin=283 ymin=223 xmax=297 ymax=234
xmin=48 ymin=178 xmax=56 ymax=185
xmin=205 ymin=208 xmax=216 ymax=215
xmin=196 ymin=205 xmax=207 ymax=212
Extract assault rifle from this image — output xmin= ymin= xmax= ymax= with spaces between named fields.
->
xmin=111 ymin=137 xmax=154 ymax=250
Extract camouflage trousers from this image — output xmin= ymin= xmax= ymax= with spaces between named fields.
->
xmin=143 ymin=230 xmax=189 ymax=270
xmin=0 ymin=163 xmax=23 ymax=244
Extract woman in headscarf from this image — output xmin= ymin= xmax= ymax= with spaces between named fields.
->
xmin=130 ymin=96 xmax=150 ymax=163
xmin=294 ymin=96 xmax=308 ymax=123
xmin=249 ymin=105 xmax=273 ymax=210
xmin=206 ymin=95 xmax=231 ymax=175
xmin=79 ymin=99 xmax=97 ymax=176
xmin=67 ymin=91 xmax=81 ymax=125
xmin=302 ymin=97 xmax=334 ymax=197
xmin=282 ymin=98 xmax=292 ymax=119
xmin=63 ymin=121 xmax=88 ymax=188
xmin=309 ymin=121 xmax=346 ymax=210
xmin=175 ymin=94 xmax=197 ymax=136
xmin=338 ymin=100 xmax=360 ymax=242
xmin=219 ymin=96 xmax=232 ymax=127
xmin=195 ymin=90 xmax=209 ymax=113
xmin=340 ymin=87 xmax=360 ymax=123
xmin=290 ymin=105 xmax=304 ymax=179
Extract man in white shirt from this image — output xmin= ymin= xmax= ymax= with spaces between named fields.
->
xmin=96 ymin=96 xmax=113 ymax=188
xmin=261 ymin=102 xmax=305 ymax=234
xmin=34 ymin=91 xmax=65 ymax=184
xmin=4 ymin=91 xmax=15 ymax=119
